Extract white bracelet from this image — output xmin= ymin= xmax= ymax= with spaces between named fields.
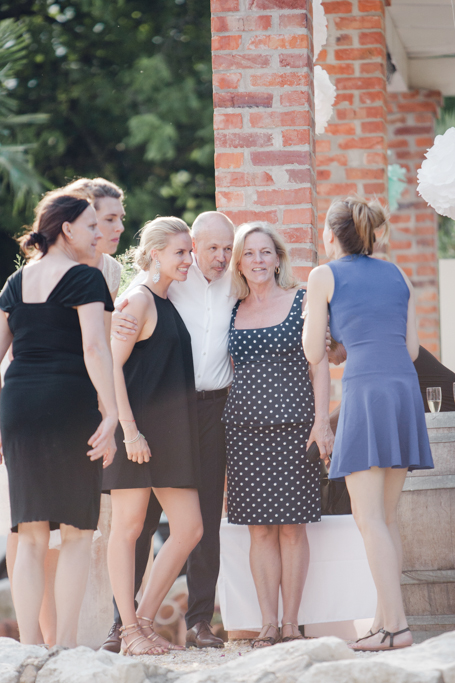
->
xmin=123 ymin=431 xmax=143 ymax=444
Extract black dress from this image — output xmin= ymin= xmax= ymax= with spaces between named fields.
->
xmin=0 ymin=265 xmax=114 ymax=531
xmin=103 ymin=286 xmax=200 ymax=491
xmin=222 ymin=289 xmax=320 ymax=525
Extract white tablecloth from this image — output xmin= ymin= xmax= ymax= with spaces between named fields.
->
xmin=218 ymin=515 xmax=376 ymax=631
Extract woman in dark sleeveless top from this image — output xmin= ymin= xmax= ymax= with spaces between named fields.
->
xmin=103 ymin=217 xmax=202 ymax=657
xmin=223 ymin=223 xmax=333 ymax=649
xmin=0 ymin=190 xmax=117 ymax=647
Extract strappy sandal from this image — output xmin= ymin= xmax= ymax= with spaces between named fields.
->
xmin=137 ymin=615 xmax=184 ymax=652
xmin=120 ymin=622 xmax=167 ymax=656
xmin=281 ymin=622 xmax=305 ymax=642
xmin=351 ymin=627 xmax=411 ymax=652
xmin=355 ymin=628 xmax=379 ymax=644
xmin=251 ymin=623 xmax=281 ymax=649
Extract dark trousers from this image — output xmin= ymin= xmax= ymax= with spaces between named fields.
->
xmin=113 ymin=394 xmax=227 ymax=630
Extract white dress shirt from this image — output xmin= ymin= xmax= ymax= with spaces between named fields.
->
xmin=117 ymin=256 xmax=235 ymax=391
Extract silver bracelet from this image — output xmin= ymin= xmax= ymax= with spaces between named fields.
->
xmin=123 ymin=431 xmax=144 ymax=444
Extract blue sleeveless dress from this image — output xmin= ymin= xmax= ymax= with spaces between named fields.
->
xmin=328 ymin=255 xmax=433 ymax=480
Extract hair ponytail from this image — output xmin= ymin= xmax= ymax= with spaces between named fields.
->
xmin=326 ymin=196 xmax=389 ymax=256
xmin=18 ymin=190 xmax=90 ymax=259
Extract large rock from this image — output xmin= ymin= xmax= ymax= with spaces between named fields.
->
xmin=0 ymin=638 xmax=49 ymax=683
xmin=178 ymin=638 xmax=355 ymax=683
xmin=300 ymin=660 xmax=441 ymax=683
xmin=1 ymin=631 xmax=455 ymax=683
xmin=36 ymin=648 xmax=177 ymax=683
xmin=300 ymin=631 xmax=455 ymax=683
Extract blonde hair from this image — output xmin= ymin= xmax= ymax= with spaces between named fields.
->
xmin=231 ymin=222 xmax=299 ymax=300
xmin=326 ymin=196 xmax=389 ymax=255
xmin=135 ymin=216 xmax=190 ymax=271
xmin=63 ymin=177 xmax=124 ymax=209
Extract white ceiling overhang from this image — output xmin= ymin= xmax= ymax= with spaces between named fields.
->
xmin=387 ymin=0 xmax=455 ymax=95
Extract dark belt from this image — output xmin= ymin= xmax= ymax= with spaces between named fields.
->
xmin=196 ymin=387 xmax=230 ymax=401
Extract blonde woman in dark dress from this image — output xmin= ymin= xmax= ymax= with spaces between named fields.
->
xmin=0 ymin=190 xmax=118 ymax=647
xmin=104 ymin=217 xmax=203 ymax=657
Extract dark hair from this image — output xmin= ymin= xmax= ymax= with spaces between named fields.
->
xmin=326 ymin=196 xmax=389 ymax=255
xmin=19 ymin=190 xmax=91 ymax=258
xmin=63 ymin=177 xmax=124 ymax=209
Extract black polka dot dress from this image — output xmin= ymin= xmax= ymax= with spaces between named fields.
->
xmin=222 ymin=289 xmax=321 ymax=526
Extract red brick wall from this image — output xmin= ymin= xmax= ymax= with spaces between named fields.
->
xmin=316 ymin=0 xmax=388 ymax=262
xmin=211 ymin=0 xmax=317 ymax=282
xmin=387 ymin=90 xmax=442 ymax=357
xmin=315 ymin=0 xmax=388 ymax=407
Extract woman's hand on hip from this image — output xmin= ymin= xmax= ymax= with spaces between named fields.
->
xmin=307 ymin=419 xmax=334 ymax=465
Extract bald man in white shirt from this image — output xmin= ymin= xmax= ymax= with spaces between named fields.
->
xmin=102 ymin=212 xmax=235 ymax=652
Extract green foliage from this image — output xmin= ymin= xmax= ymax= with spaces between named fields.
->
xmin=115 ymin=251 xmax=138 ymax=296
xmin=0 ymin=0 xmax=215 ymax=285
xmin=438 ymin=215 xmax=455 ymax=259
xmin=0 ymin=18 xmax=47 ymax=222
xmin=387 ymin=163 xmax=407 ymax=212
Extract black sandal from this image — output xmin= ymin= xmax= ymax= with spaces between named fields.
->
xmin=281 ymin=622 xmax=305 ymax=642
xmin=377 ymin=627 xmax=412 ymax=649
xmin=251 ymin=623 xmax=281 ymax=649
xmin=355 ymin=628 xmax=379 ymax=644
xmin=351 ymin=627 xmax=411 ymax=652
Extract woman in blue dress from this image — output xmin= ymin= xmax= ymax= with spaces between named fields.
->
xmin=303 ymin=197 xmax=433 ymax=652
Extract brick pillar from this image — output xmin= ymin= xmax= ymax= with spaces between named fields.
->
xmin=314 ymin=0 xmax=388 ymax=408
xmin=316 ymin=0 xmax=388 ymax=260
xmin=387 ymin=90 xmax=442 ymax=357
xmin=211 ymin=0 xmax=317 ymax=281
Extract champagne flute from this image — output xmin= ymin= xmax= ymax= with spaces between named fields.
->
xmin=427 ymin=387 xmax=442 ymax=413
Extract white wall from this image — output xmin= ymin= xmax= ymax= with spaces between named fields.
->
xmin=439 ymin=259 xmax=455 ymax=372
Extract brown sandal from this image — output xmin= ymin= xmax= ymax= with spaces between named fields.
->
xmin=351 ymin=627 xmax=412 ymax=652
xmin=355 ymin=628 xmax=379 ymax=644
xmin=120 ymin=623 xmax=166 ymax=656
xmin=137 ymin=615 xmax=185 ymax=652
xmin=281 ymin=622 xmax=305 ymax=642
xmin=251 ymin=623 xmax=281 ymax=649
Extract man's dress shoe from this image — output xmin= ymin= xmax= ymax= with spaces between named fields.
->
xmin=185 ymin=620 xmax=224 ymax=649
xmin=100 ymin=622 xmax=122 ymax=653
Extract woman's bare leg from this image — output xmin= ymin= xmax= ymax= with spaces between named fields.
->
xmin=279 ymin=524 xmax=308 ymax=640
xmin=39 ymin=548 xmax=59 ymax=646
xmin=107 ymin=488 xmax=151 ymax=632
xmin=13 ymin=522 xmax=49 ymax=644
xmin=54 ymin=524 xmax=93 ymax=648
xmin=369 ymin=467 xmax=408 ymax=633
xmin=5 ymin=532 xmax=18 ymax=600
xmin=346 ymin=467 xmax=412 ymax=649
xmin=248 ymin=524 xmax=281 ymax=646
xmin=137 ymin=488 xmax=202 ymax=623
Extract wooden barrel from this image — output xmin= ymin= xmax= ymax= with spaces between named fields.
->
xmin=398 ymin=411 xmax=455 ymax=642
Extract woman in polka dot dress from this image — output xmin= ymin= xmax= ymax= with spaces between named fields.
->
xmin=222 ymin=222 xmax=334 ymax=649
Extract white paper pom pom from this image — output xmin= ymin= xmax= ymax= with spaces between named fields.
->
xmin=314 ymin=65 xmax=336 ymax=135
xmin=417 ymin=127 xmax=455 ymax=219
xmin=313 ymin=0 xmax=328 ymax=60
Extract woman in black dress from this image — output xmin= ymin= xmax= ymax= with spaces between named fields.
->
xmin=0 ymin=189 xmax=118 ymax=647
xmin=103 ymin=217 xmax=202 ymax=657
xmin=223 ymin=223 xmax=333 ymax=648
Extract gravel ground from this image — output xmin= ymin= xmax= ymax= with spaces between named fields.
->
xmin=132 ymin=639 xmax=379 ymax=672
xmin=142 ymin=641 xmax=253 ymax=671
